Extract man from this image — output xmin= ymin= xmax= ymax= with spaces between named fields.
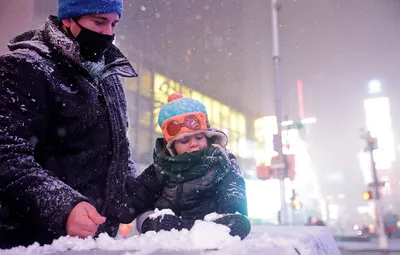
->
xmin=0 ymin=0 xmax=140 ymax=248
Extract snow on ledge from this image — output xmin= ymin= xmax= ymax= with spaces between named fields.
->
xmin=1 ymin=225 xmax=340 ymax=255
xmin=1 ymin=220 xmax=238 ymax=255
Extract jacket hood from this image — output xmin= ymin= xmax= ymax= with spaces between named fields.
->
xmin=7 ymin=16 xmax=137 ymax=78
xmin=8 ymin=29 xmax=51 ymax=58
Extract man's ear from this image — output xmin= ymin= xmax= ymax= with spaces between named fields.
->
xmin=61 ymin=18 xmax=72 ymax=29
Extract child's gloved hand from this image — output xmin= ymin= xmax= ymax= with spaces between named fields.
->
xmin=214 ymin=214 xmax=251 ymax=240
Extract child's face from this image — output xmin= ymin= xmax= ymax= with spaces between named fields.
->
xmin=174 ymin=133 xmax=208 ymax=155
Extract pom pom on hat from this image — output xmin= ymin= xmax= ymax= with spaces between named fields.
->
xmin=168 ymin=92 xmax=183 ymax=102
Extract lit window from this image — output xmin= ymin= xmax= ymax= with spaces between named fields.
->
xmin=211 ymin=101 xmax=220 ymax=124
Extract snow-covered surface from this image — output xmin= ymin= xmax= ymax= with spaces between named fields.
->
xmin=148 ymin=209 xmax=175 ymax=220
xmin=1 ymin=225 xmax=341 ymax=255
xmin=337 ymin=238 xmax=400 ymax=251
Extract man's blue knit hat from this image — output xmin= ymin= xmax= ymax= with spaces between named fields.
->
xmin=58 ymin=0 xmax=123 ymax=20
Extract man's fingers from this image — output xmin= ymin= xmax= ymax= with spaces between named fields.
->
xmin=86 ymin=206 xmax=106 ymax=225
xmin=78 ymin=216 xmax=99 ymax=233
xmin=91 ymin=214 xmax=106 ymax=225
xmin=66 ymin=202 xmax=104 ymax=239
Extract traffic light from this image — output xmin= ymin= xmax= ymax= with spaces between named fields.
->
xmin=291 ymin=200 xmax=302 ymax=210
xmin=290 ymin=189 xmax=302 ymax=209
xmin=291 ymin=189 xmax=296 ymax=201
xmin=363 ymin=190 xmax=373 ymax=200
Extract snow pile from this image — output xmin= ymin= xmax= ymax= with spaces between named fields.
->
xmin=51 ymin=235 xmax=97 ymax=251
xmin=1 ymin=220 xmax=240 ymax=255
xmin=1 ymin=224 xmax=340 ymax=255
xmin=2 ymin=236 xmax=98 ymax=255
xmin=189 ymin=219 xmax=235 ymax=250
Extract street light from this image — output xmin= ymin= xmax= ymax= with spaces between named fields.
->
xmin=368 ymin=79 xmax=382 ymax=94
xmin=270 ymin=0 xmax=288 ymax=225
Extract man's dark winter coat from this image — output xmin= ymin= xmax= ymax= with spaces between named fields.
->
xmin=0 ymin=16 xmax=139 ymax=248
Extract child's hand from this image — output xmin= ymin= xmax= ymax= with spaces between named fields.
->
xmin=66 ymin=201 xmax=106 ymax=238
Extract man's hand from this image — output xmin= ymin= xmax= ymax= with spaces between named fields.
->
xmin=66 ymin=201 xmax=106 ymax=238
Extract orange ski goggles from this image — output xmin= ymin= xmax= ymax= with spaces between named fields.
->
xmin=162 ymin=113 xmax=208 ymax=142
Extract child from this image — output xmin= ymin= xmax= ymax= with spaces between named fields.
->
xmin=129 ymin=93 xmax=251 ymax=239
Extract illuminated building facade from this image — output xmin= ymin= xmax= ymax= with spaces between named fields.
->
xmin=122 ymin=69 xmax=256 ymax=174
xmin=250 ymin=116 xmax=324 ymax=224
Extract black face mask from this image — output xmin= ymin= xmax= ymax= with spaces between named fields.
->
xmin=70 ymin=18 xmax=115 ymax=62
